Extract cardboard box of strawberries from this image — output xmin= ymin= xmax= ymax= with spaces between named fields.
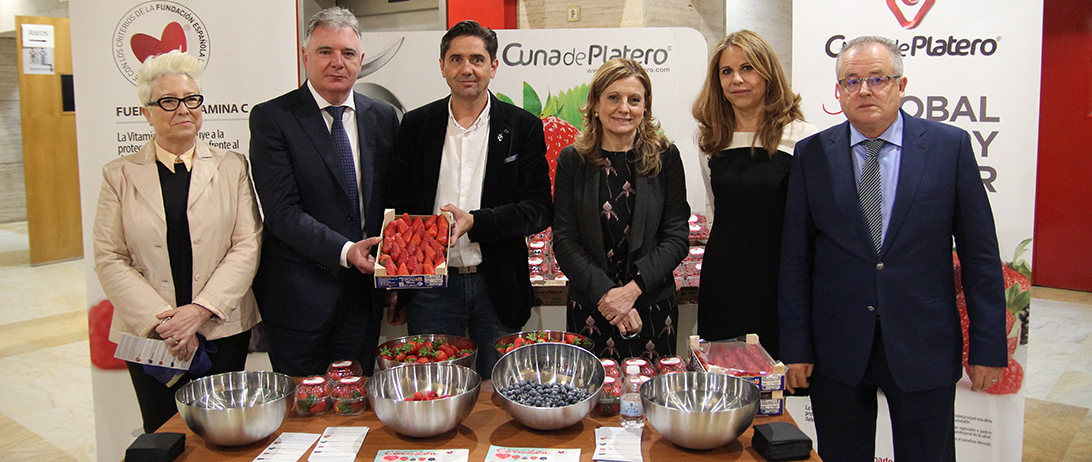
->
xmin=374 ymin=209 xmax=453 ymax=289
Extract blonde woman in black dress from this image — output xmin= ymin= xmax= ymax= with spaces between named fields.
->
xmin=692 ymin=31 xmax=817 ymax=359
xmin=554 ymin=58 xmax=689 ymax=361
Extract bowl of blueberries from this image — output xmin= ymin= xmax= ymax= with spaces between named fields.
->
xmin=492 ymin=342 xmax=605 ymax=430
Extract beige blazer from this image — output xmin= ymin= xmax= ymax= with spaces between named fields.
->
xmin=93 ymin=137 xmax=262 ymax=343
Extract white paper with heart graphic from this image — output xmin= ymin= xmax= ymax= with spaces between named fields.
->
xmin=485 ymin=445 xmax=580 ymax=462
xmin=373 ymin=449 xmax=469 ymax=462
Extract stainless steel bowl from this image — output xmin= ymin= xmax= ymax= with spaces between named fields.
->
xmin=174 ymin=371 xmax=296 ymax=446
xmin=376 ymin=334 xmax=477 ymax=371
xmin=366 ymin=363 xmax=481 ymax=438
xmin=492 ymin=330 xmax=595 ymax=359
xmin=492 ymin=342 xmax=605 ymax=430
xmin=641 ymin=372 xmax=760 ymax=450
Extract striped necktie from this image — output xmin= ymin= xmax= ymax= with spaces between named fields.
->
xmin=325 ymin=106 xmax=362 ymax=241
xmin=859 ymin=138 xmax=884 ymax=253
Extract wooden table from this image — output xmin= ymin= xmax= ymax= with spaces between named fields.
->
xmin=158 ymin=381 xmax=820 ymax=461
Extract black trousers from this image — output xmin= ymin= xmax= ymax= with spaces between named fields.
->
xmin=810 ymin=321 xmax=957 ymax=462
xmin=127 ymin=330 xmax=252 ymax=433
xmin=263 ymin=273 xmax=382 ymax=377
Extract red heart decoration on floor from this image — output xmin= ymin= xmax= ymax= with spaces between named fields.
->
xmin=887 ymin=0 xmax=935 ymax=29
xmin=131 ymin=22 xmax=187 ymax=63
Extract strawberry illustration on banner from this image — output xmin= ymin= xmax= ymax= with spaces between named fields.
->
xmin=498 ymin=83 xmax=587 ymax=195
xmin=131 ymin=22 xmax=187 ymax=63
xmin=953 ymin=238 xmax=1031 ymax=395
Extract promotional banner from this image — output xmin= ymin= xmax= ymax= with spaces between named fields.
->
xmin=792 ymin=1 xmax=1039 ymax=460
xmin=357 ymin=28 xmax=709 ymax=209
xmin=70 ymin=1 xmax=297 ymax=459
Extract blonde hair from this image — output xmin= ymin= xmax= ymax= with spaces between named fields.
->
xmin=135 ymin=50 xmax=204 ymax=105
xmin=574 ymin=58 xmax=670 ymax=177
xmin=692 ymin=30 xmax=803 ymax=157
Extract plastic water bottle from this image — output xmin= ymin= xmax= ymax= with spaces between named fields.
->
xmin=620 ymin=365 xmax=645 ymax=428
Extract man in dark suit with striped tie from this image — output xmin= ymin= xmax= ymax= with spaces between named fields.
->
xmin=249 ymin=7 xmax=398 ymax=376
xmin=778 ymin=35 xmax=1007 ymax=462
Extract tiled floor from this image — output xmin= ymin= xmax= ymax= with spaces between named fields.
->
xmin=0 ymin=220 xmax=1089 ymax=461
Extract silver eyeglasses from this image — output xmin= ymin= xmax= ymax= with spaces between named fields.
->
xmin=147 ymin=94 xmax=204 ymax=111
xmin=837 ymin=76 xmax=900 ymax=94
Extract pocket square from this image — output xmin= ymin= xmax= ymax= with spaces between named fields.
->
xmin=503 ymin=154 xmax=518 ymax=163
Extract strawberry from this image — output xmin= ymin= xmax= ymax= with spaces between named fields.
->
xmin=497 ymin=83 xmax=587 ymax=195
xmin=413 ymin=391 xmax=425 ymax=401
xmin=542 ymin=115 xmax=580 ymax=193
xmin=308 ymin=401 xmax=327 ymax=414
xmin=985 ymin=356 xmax=1024 ymax=395
xmin=956 ymin=291 xmax=970 ymax=365
xmin=397 ymin=262 xmax=409 ymax=276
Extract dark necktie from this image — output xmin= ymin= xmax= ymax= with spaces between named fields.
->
xmin=859 ymin=139 xmax=885 ymax=253
xmin=325 ymin=106 xmax=363 ymax=241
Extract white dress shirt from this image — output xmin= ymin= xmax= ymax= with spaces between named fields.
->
xmin=435 ymin=97 xmax=491 ymax=267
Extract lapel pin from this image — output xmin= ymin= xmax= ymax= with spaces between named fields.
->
xmin=497 ymin=133 xmax=504 ymax=142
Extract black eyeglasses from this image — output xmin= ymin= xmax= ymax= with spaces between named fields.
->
xmin=146 ymin=94 xmax=204 ymax=111
xmin=837 ymin=76 xmax=901 ymax=94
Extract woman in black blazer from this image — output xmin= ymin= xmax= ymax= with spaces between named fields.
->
xmin=553 ymin=58 xmax=690 ymax=361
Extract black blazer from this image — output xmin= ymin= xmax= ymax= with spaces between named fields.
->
xmin=249 ymin=84 xmax=399 ymax=329
xmin=779 ymin=111 xmax=1007 ymax=392
xmin=552 ymin=144 xmax=690 ymax=309
xmin=386 ymin=94 xmax=553 ymax=329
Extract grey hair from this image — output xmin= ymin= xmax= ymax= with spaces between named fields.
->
xmin=835 ymin=36 xmax=904 ymax=79
xmin=135 ymin=50 xmax=204 ymax=105
xmin=303 ymin=6 xmax=361 ymax=50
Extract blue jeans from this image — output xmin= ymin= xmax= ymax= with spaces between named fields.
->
xmin=405 ymin=271 xmax=519 ymax=377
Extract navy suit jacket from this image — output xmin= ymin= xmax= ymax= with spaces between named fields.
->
xmin=386 ymin=94 xmax=553 ymax=329
xmin=249 ymin=84 xmax=399 ymax=329
xmin=778 ymin=110 xmax=1007 ymax=392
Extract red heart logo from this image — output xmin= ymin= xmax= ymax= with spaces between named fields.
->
xmin=495 ymin=454 xmax=511 ymax=460
xmin=887 ymin=0 xmax=935 ymax=29
xmin=383 ymin=456 xmax=398 ymax=461
xmin=131 ymin=22 xmax=187 ymax=63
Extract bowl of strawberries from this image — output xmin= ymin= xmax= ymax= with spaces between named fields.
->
xmin=376 ymin=334 xmax=477 ymax=372
xmin=493 ymin=330 xmax=594 ymax=359
xmin=366 ymin=363 xmax=481 ymax=438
